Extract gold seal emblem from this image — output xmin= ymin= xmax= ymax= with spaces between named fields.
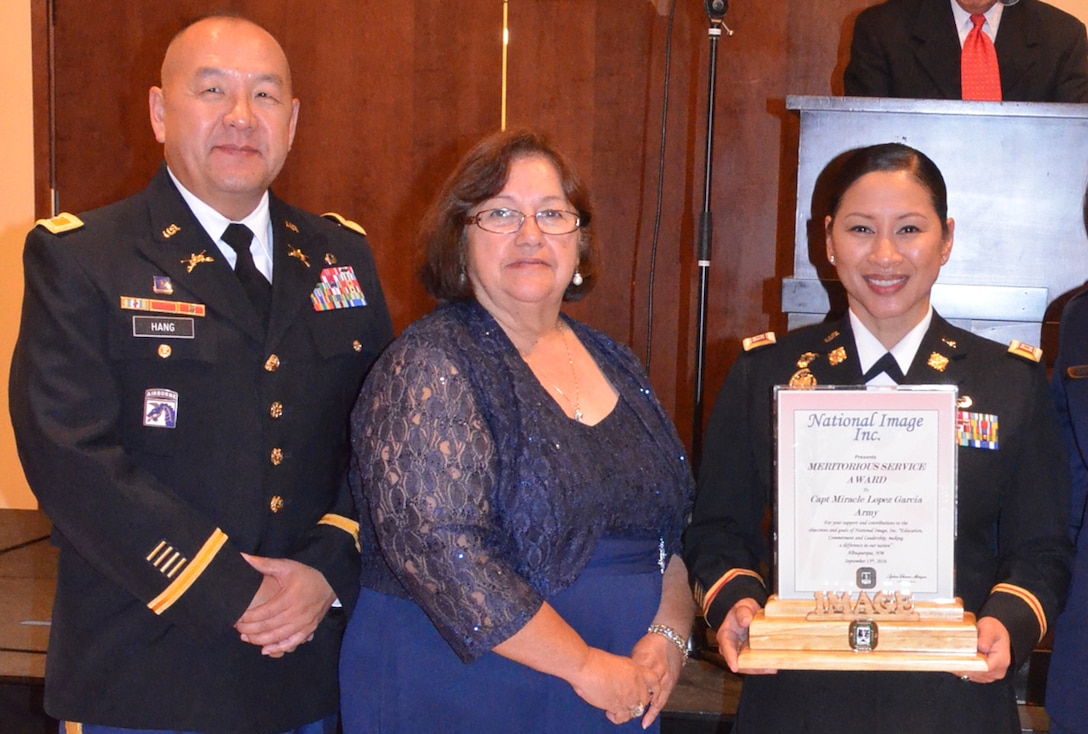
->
xmin=789 ymin=368 xmax=817 ymax=388
xmin=828 ymin=346 xmax=847 ymax=366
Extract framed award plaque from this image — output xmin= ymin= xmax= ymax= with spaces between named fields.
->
xmin=736 ymin=385 xmax=987 ymax=673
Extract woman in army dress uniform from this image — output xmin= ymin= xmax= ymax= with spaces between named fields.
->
xmin=684 ymin=143 xmax=1071 ymax=733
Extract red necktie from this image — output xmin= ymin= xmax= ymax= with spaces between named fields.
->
xmin=961 ymin=14 xmax=1002 ymax=101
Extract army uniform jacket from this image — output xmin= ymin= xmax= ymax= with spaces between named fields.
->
xmin=684 ymin=314 xmax=1071 ymax=733
xmin=9 ymin=168 xmax=394 ymax=733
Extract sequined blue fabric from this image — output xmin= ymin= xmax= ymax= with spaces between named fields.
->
xmin=350 ymin=301 xmax=693 ymax=662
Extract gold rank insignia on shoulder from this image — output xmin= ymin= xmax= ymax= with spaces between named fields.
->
xmin=322 ymin=212 xmax=367 ymax=236
xmin=828 ymin=346 xmax=847 ymax=366
xmin=742 ymin=332 xmax=776 ymax=352
xmin=1007 ymin=340 xmax=1042 ymax=363
xmin=287 ymin=244 xmax=310 ymax=267
xmin=35 ymin=212 xmax=84 ymax=235
xmin=927 ymin=352 xmax=949 ymax=372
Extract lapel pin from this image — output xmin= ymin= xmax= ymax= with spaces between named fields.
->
xmin=927 ymin=352 xmax=949 ymax=372
xmin=181 ymin=250 xmax=215 ymax=273
xmin=828 ymin=346 xmax=847 ymax=366
xmin=288 ymin=245 xmax=311 ymax=268
xmin=162 ymin=223 xmax=181 ymax=238
xmin=285 ymin=220 xmax=299 ymax=233
xmin=152 ymin=276 xmax=174 ymax=295
xmin=324 ymin=253 xmax=338 ymax=265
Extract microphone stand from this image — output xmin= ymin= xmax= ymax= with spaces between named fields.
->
xmin=692 ymin=1 xmax=733 ymax=469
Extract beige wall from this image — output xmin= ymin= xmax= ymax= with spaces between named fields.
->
xmin=1052 ymin=0 xmax=1088 ymax=21
xmin=0 ymin=2 xmax=34 ymax=509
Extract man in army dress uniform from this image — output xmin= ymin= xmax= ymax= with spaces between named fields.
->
xmin=9 ymin=15 xmax=393 ymax=734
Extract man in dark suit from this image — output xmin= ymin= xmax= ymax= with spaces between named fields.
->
xmin=844 ymin=0 xmax=1088 ymax=102
xmin=9 ymin=14 xmax=393 ymax=734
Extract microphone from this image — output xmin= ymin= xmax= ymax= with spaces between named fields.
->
xmin=705 ymin=0 xmax=728 ymax=21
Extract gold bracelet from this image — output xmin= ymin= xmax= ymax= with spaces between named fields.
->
xmin=648 ymin=623 xmax=689 ymax=662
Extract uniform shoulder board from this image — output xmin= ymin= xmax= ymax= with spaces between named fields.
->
xmin=742 ymin=331 xmax=776 ymax=352
xmin=321 ymin=212 xmax=367 ymax=237
xmin=1007 ymin=340 xmax=1042 ymax=363
xmin=35 ymin=212 xmax=84 ymax=235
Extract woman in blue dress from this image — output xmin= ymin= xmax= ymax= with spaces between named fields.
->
xmin=340 ymin=129 xmax=695 ymax=732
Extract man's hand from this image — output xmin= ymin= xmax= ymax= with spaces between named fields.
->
xmin=234 ymin=554 xmax=336 ymax=657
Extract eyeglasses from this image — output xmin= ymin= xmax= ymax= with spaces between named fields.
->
xmin=466 ymin=208 xmax=581 ymax=235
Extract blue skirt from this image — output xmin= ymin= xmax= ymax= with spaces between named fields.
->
xmin=340 ymin=538 xmax=663 ymax=733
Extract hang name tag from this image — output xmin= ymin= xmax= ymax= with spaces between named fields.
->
xmin=957 ymin=410 xmax=998 ymax=450
xmin=132 ymin=316 xmax=195 ymax=339
xmin=312 ymin=266 xmax=367 ymax=311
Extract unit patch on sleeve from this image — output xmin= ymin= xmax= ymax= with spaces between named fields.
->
xmin=144 ymin=389 xmax=178 ymax=429
xmin=311 ymin=266 xmax=367 ymax=311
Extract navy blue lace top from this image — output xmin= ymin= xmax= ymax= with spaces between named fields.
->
xmin=350 ymin=301 xmax=693 ymax=662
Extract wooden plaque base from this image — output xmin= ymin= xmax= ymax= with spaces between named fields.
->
xmin=736 ymin=595 xmax=988 ymax=673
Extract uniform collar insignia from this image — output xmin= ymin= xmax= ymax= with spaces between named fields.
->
xmin=181 ymin=250 xmax=215 ymax=273
xmin=288 ymin=244 xmax=311 ymax=268
xmin=927 ymin=352 xmax=950 ymax=372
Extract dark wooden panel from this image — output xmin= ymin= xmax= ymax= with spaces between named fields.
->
xmin=40 ymin=1 xmax=501 ymax=334
xmin=32 ymin=0 xmax=882 ymax=446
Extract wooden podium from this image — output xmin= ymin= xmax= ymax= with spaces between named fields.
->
xmin=737 ymin=595 xmax=987 ymax=673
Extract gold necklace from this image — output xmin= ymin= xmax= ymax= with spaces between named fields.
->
xmin=552 ymin=321 xmax=583 ymax=423
xmin=522 ymin=321 xmax=583 ymax=423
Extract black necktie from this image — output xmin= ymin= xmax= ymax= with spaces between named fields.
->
xmin=221 ymin=223 xmax=271 ymax=325
xmin=862 ymin=352 xmax=905 ymax=384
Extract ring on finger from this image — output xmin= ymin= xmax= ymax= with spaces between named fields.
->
xmin=629 ymin=703 xmax=646 ymax=717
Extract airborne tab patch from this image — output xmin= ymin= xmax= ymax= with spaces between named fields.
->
xmin=144 ymin=389 xmax=178 ymax=429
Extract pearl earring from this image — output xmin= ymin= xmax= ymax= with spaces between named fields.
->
xmin=572 ymin=271 xmax=584 ymax=286
xmin=829 ymin=255 xmax=836 ymax=265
